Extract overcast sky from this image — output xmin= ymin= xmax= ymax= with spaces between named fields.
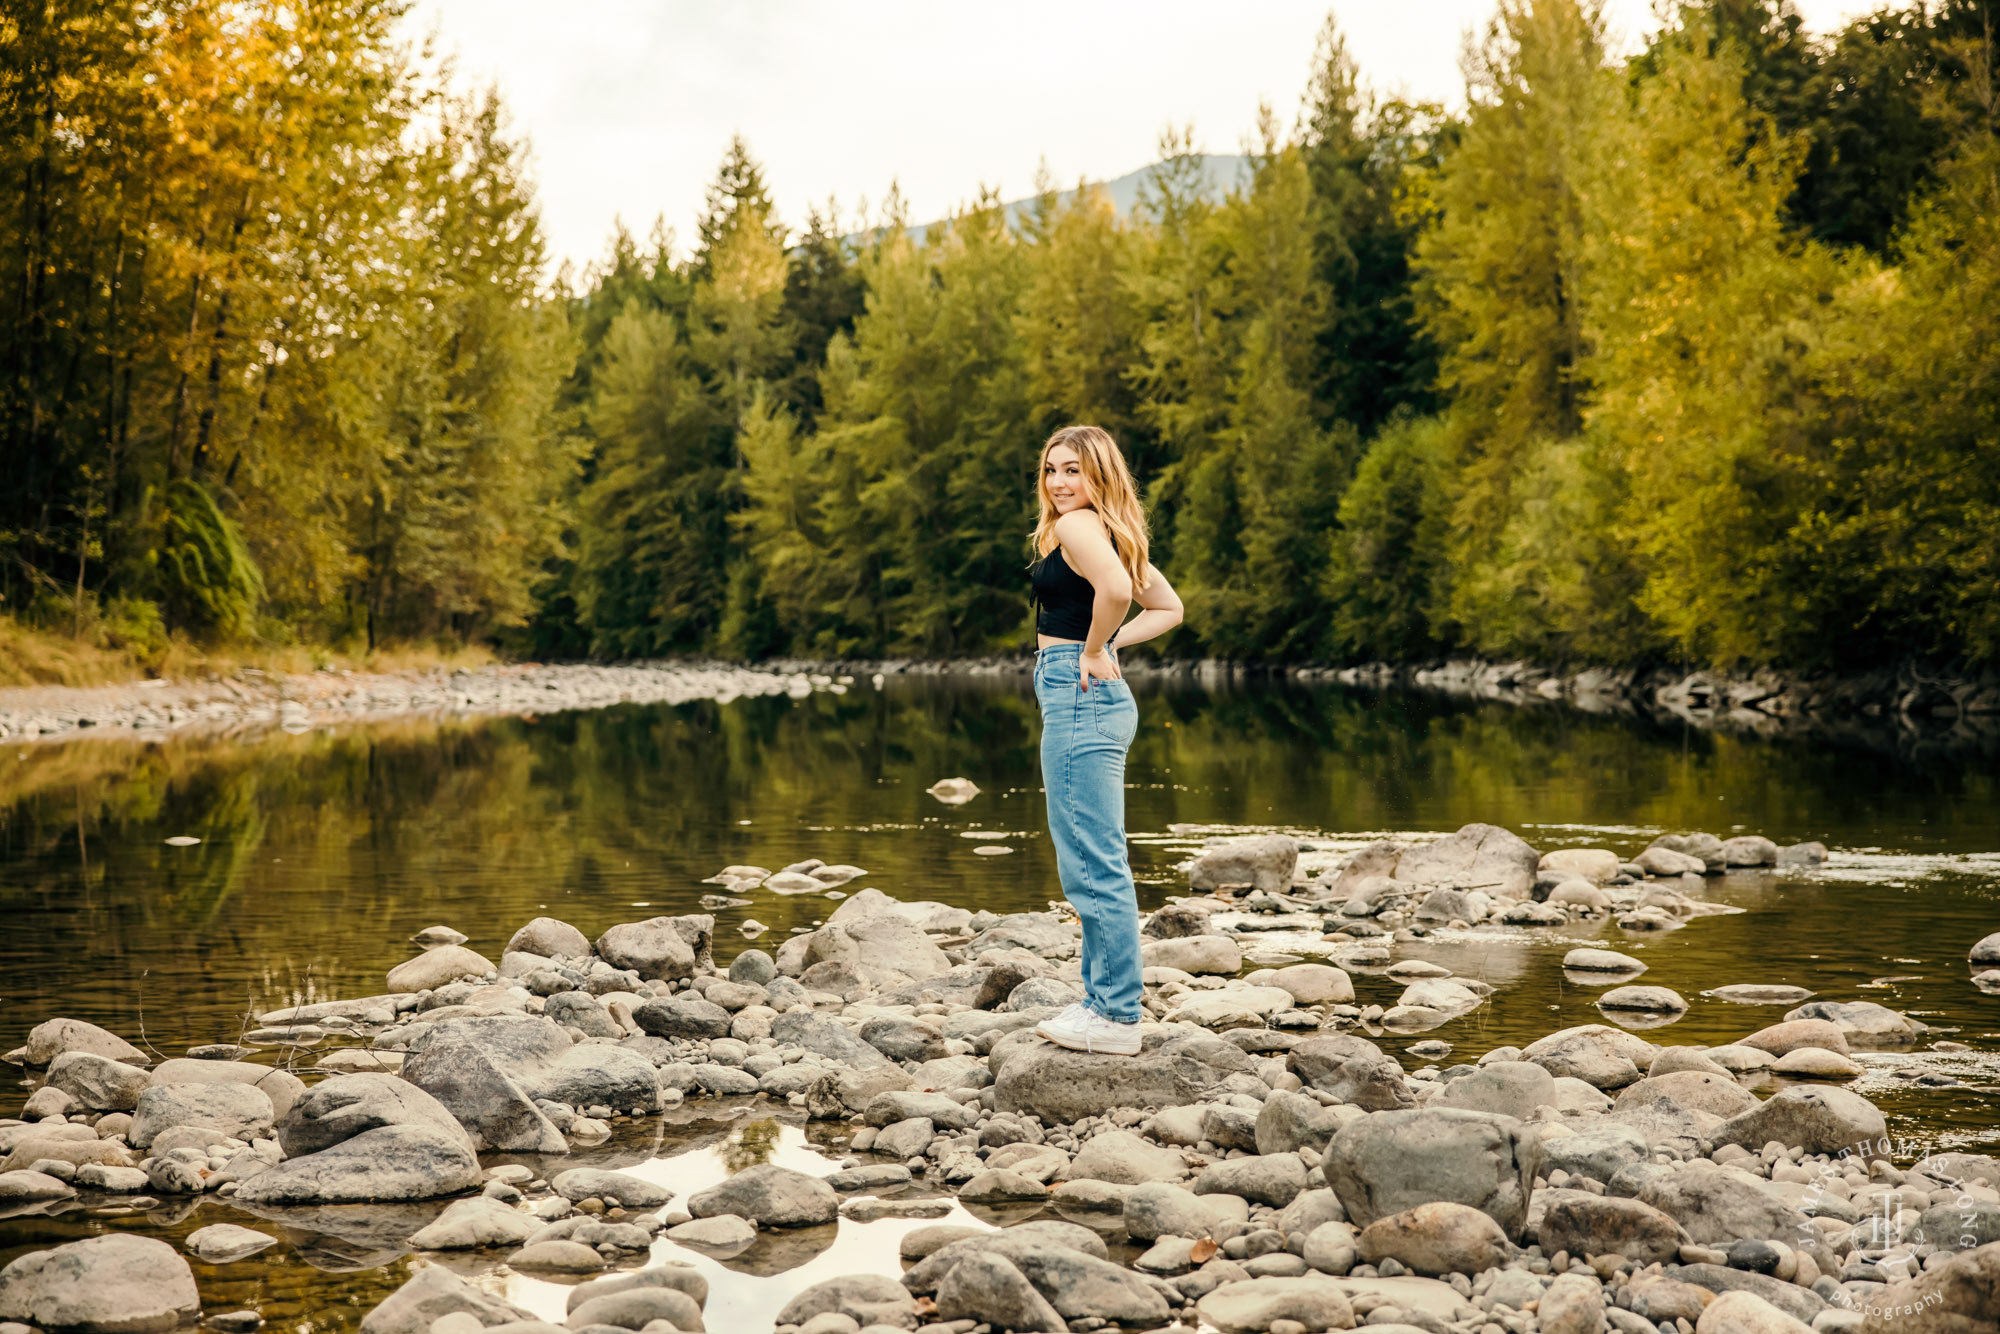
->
xmin=400 ymin=0 xmax=1885 ymax=275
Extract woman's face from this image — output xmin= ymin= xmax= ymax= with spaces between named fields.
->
xmin=1043 ymin=444 xmax=1092 ymax=515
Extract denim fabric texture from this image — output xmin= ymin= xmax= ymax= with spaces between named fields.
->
xmin=1033 ymin=642 xmax=1144 ymax=1023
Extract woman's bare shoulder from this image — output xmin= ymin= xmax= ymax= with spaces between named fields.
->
xmin=1053 ymin=509 xmax=1109 ymax=541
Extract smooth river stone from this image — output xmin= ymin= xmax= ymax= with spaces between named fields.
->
xmin=1709 ymin=984 xmax=1815 ymax=1004
xmin=1563 ymin=948 xmax=1646 ymax=974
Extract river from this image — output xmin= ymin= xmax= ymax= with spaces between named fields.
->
xmin=2 ymin=671 xmax=1997 ymax=1329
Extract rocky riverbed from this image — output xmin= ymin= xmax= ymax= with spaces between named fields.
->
xmin=0 ymin=662 xmax=848 ymax=744
xmin=3 ymin=824 xmax=1998 ymax=1334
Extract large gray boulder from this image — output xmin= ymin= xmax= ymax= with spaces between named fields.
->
xmin=406 ymin=1195 xmax=542 ymax=1249
xmin=775 ymin=1274 xmax=917 ymax=1331
xmin=1634 ymin=1162 xmax=1808 ymax=1245
xmin=1431 ymin=1062 xmax=1557 ymax=1120
xmin=1536 ymin=1123 xmax=1649 ymax=1182
xmin=233 ymin=1123 xmax=482 ymax=1204
xmin=906 ymin=1236 xmax=1169 ymax=1325
xmin=993 ymin=1028 xmax=1255 ymax=1123
xmin=1323 ymin=1108 xmax=1541 ymax=1241
xmin=46 ymin=1052 xmax=153 ymax=1111
xmin=1393 ymin=823 xmax=1540 ymax=897
xmin=1853 ymin=1238 xmax=2000 ymax=1333
xmin=0 ymin=1234 xmax=201 ymax=1333
xmin=145 ymin=1058 xmax=306 ymax=1120
xmin=401 ymin=1013 xmax=659 ymax=1151
xmin=506 ymin=916 xmax=591 ymax=960
xmin=1287 ymin=1034 xmax=1414 ymax=1111
xmin=278 ymin=1072 xmax=472 ymax=1158
xmin=773 ymin=1010 xmax=891 ymax=1069
xmin=1649 ymin=832 xmax=1726 ymax=871
xmin=20 ymin=1018 xmax=149 ymax=1068
xmin=1254 ymin=1090 xmax=1350 ymax=1157
xmin=1190 ymin=835 xmax=1299 ymax=893
xmin=1198 ymin=1276 xmax=1357 ymax=1334
xmin=357 ymin=1264 xmax=536 ymax=1334
xmin=936 ymin=1253 xmax=1067 ymax=1333
xmin=566 ymin=1287 xmax=705 ymax=1333
xmin=634 ymin=995 xmax=731 ymax=1039
xmin=1195 ymin=1153 xmax=1309 ymax=1208
xmin=805 ymin=1065 xmax=912 ymax=1119
xmin=1521 ymin=1024 xmax=1654 ymax=1090
xmin=687 ymin=1163 xmax=838 ymax=1226
xmin=593 ymin=913 xmax=712 ymax=981
xmin=800 ymin=912 xmax=952 ymax=986
xmin=1710 ymin=1085 xmax=1887 ymax=1155
xmin=1535 ymin=1189 xmax=1688 ymax=1263
xmin=130 ymin=1082 xmax=274 ymax=1149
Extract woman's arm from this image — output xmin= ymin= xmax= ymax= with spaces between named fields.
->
xmin=1055 ymin=511 xmax=1132 ymax=687
xmin=1109 ymin=563 xmax=1183 ymax=649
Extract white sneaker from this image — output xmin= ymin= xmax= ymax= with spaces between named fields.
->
xmin=1036 ymin=1004 xmax=1142 ymax=1056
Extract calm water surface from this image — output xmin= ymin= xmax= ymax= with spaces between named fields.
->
xmin=3 ymin=675 xmax=1998 ymax=1329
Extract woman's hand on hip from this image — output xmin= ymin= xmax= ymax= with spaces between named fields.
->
xmin=1079 ymin=648 xmax=1120 ymax=689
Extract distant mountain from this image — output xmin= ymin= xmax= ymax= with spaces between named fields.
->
xmin=846 ymin=153 xmax=1249 ymax=247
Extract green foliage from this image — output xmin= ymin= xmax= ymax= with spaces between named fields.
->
xmin=7 ymin=0 xmax=1999 ymax=673
xmin=149 ymin=480 xmax=264 ymax=637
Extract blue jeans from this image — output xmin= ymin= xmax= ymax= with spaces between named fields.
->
xmin=1034 ymin=643 xmax=1143 ymax=1024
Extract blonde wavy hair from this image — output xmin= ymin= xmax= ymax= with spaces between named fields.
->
xmin=1033 ymin=425 xmax=1152 ymax=592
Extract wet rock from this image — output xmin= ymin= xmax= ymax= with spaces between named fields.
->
xmin=1711 ymin=1084 xmax=1887 ymax=1154
xmin=1970 ymin=932 xmax=2000 ymax=966
xmin=1195 ymin=1153 xmax=1309 ymax=1207
xmin=233 ymin=1123 xmax=481 ymax=1204
xmin=1649 ymin=832 xmax=1726 ymax=871
xmin=0 ymin=1134 xmax=133 ymax=1174
xmin=1600 ymin=985 xmax=1690 ymax=1013
xmin=0 ymin=1170 xmax=74 ymax=1203
xmin=1770 ymin=1047 xmax=1862 ymax=1078
xmin=407 ymin=1195 xmax=541 ymax=1249
xmin=959 ymin=1169 xmax=1049 ymax=1202
xmin=1563 ymin=947 xmax=1647 ymax=974
xmin=146 ymin=1058 xmax=306 ymax=1121
xmin=551 ymin=1168 xmax=671 ymax=1208
xmin=1536 ymin=1189 xmax=1688 ymax=1263
xmin=1190 ymin=834 xmax=1299 ymax=893
xmin=279 ymin=1072 xmax=472 ymax=1158
xmin=564 ymin=1267 xmax=709 ymax=1316
xmin=1431 ymin=1061 xmax=1557 ymax=1120
xmin=666 ymin=1213 xmax=757 ymax=1248
xmin=1637 ymin=846 xmax=1708 ymax=877
xmin=566 ymin=1286 xmax=705 ymax=1334
xmin=1139 ymin=934 xmax=1243 ymax=974
xmin=1143 ymin=903 xmax=1213 ymax=939
xmin=1739 ymin=1018 xmax=1851 ymax=1058
xmin=775 ymin=1274 xmax=918 ymax=1331
xmin=1719 ymin=836 xmax=1778 ymax=867
xmin=385 ymin=944 xmax=495 ymax=992
xmin=1537 ymin=1123 xmax=1649 ymax=1181
xmin=634 ymin=995 xmax=731 ymax=1040
xmin=1636 ymin=1162 xmax=1808 ymax=1245
xmin=1197 ymin=1275 xmax=1356 ymax=1334
xmin=993 ymin=1027 xmax=1254 ymax=1122
xmin=688 ymin=1162 xmax=838 ymax=1226
xmin=507 ymin=1241 xmax=605 ymax=1272
xmin=130 ymin=1082 xmax=274 ymax=1149
xmin=1777 ymin=842 xmax=1827 ymax=865
xmin=20 ymin=1018 xmax=150 ymax=1069
xmin=1287 ymin=1033 xmax=1414 ymax=1111
xmin=1785 ymin=999 xmax=1921 ymax=1041
xmin=357 ymin=1263 xmax=536 ymax=1334
xmin=0 ymin=1234 xmax=201 ymax=1333
xmin=1359 ymin=1201 xmax=1512 ymax=1276
xmin=1392 ymin=822 xmax=1540 ymax=897
xmin=864 ymin=1090 xmax=977 ymax=1130
xmin=506 ymin=917 xmax=590 ymax=960
xmin=730 ymin=948 xmax=778 ymax=985
xmin=1614 ymin=1071 xmax=1758 ymax=1119
xmin=46 ymin=1052 xmax=153 ymax=1112
xmin=184 ymin=1223 xmax=278 ymax=1263
xmin=937 ymin=1252 xmax=1067 ymax=1332
xmin=1323 ymin=1108 xmax=1539 ymax=1241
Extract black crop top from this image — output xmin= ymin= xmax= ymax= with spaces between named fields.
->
xmin=1031 ymin=546 xmax=1105 ymax=642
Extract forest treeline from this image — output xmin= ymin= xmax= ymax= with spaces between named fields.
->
xmin=4 ymin=0 xmax=1997 ymax=674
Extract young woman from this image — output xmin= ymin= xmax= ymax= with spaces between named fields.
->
xmin=1028 ymin=425 xmax=1183 ymax=1056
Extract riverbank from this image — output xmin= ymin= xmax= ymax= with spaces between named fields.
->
xmin=0 ymin=662 xmax=848 ymax=744
xmin=2 ymin=824 xmax=1996 ymax=1333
